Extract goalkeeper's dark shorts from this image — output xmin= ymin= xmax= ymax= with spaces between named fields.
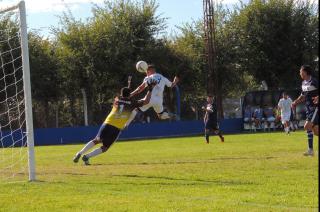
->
xmin=96 ymin=124 xmax=121 ymax=148
xmin=205 ymin=120 xmax=219 ymax=131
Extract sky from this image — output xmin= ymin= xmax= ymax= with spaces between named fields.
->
xmin=1 ymin=0 xmax=315 ymax=37
xmin=0 ymin=0 xmax=238 ymax=37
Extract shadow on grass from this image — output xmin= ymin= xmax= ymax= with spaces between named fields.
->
xmin=102 ymin=156 xmax=276 ymax=166
xmin=109 ymin=174 xmax=258 ymax=186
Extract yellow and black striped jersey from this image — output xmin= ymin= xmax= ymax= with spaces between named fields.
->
xmin=104 ymin=96 xmax=143 ymax=130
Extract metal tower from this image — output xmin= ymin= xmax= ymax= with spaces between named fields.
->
xmin=203 ymin=0 xmax=224 ymax=118
xmin=203 ymin=0 xmax=217 ymax=97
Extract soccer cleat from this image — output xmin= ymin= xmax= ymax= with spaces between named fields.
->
xmin=303 ymin=149 xmax=314 ymax=156
xmin=73 ymin=153 xmax=81 ymax=163
xmin=82 ymin=155 xmax=91 ymax=165
xmin=159 ymin=111 xmax=170 ymax=120
xmin=220 ymin=136 xmax=225 ymax=142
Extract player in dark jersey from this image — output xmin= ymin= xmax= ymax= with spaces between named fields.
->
xmin=202 ymin=95 xmax=224 ymax=144
xmin=73 ymin=82 xmax=155 ymax=165
xmin=292 ymin=65 xmax=318 ymax=156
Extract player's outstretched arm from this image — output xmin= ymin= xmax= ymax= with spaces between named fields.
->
xmin=127 ymin=76 xmax=132 ymax=89
xmin=123 ymin=84 xmax=154 ymax=129
xmin=171 ymin=76 xmax=179 ymax=88
xmin=139 ymin=82 xmax=155 ymax=105
xmin=292 ymin=95 xmax=305 ymax=108
xmin=130 ymin=82 xmax=146 ymax=98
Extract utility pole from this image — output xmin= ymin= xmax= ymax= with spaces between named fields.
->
xmin=203 ymin=0 xmax=223 ymax=118
xmin=203 ymin=0 xmax=216 ymax=97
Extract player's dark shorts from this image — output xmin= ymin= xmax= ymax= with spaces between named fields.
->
xmin=310 ymin=107 xmax=318 ymax=126
xmin=96 ymin=124 xmax=121 ymax=148
xmin=306 ymin=106 xmax=317 ymax=122
xmin=205 ymin=120 xmax=219 ymax=130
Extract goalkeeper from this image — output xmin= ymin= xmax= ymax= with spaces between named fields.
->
xmin=73 ymin=81 xmax=155 ymax=165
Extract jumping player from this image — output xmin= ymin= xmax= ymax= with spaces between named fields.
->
xmin=125 ymin=64 xmax=179 ymax=127
xmin=202 ymin=95 xmax=224 ymax=144
xmin=292 ymin=65 xmax=318 ymax=156
xmin=73 ymin=83 xmax=154 ymax=165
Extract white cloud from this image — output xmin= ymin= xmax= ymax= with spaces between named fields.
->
xmin=0 ymin=0 xmax=104 ymax=13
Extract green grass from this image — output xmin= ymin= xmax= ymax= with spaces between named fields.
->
xmin=0 ymin=131 xmax=318 ymax=211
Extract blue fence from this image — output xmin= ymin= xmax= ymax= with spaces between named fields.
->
xmin=1 ymin=119 xmax=243 ymax=147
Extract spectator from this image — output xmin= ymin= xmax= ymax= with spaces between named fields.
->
xmin=253 ymin=107 xmax=264 ymax=131
xmin=263 ymin=106 xmax=276 ymax=131
xmin=274 ymin=107 xmax=282 ymax=129
xmin=290 ymin=106 xmax=299 ymax=131
xmin=243 ymin=105 xmax=254 ymax=131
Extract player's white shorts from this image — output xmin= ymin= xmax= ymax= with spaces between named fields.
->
xmin=139 ymin=96 xmax=163 ymax=113
xmin=281 ymin=113 xmax=291 ymax=124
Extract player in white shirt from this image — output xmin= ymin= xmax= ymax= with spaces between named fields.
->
xmin=125 ymin=64 xmax=179 ymax=127
xmin=278 ymin=92 xmax=293 ymax=134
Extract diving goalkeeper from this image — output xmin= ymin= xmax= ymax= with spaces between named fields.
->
xmin=73 ymin=82 xmax=155 ymax=165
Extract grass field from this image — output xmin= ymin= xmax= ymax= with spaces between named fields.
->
xmin=0 ymin=131 xmax=318 ymax=211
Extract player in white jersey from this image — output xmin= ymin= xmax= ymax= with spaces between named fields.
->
xmin=125 ymin=64 xmax=179 ymax=127
xmin=278 ymin=92 xmax=293 ymax=134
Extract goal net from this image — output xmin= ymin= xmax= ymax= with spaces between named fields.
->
xmin=0 ymin=1 xmax=35 ymax=181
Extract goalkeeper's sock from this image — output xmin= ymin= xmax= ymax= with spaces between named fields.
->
xmin=218 ymin=132 xmax=224 ymax=142
xmin=78 ymin=140 xmax=95 ymax=155
xmin=125 ymin=109 xmax=138 ymax=127
xmin=86 ymin=147 xmax=103 ymax=158
xmin=205 ymin=132 xmax=209 ymax=143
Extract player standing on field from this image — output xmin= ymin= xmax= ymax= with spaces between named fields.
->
xmin=125 ymin=64 xmax=179 ymax=127
xmin=292 ymin=65 xmax=318 ymax=156
xmin=277 ymin=92 xmax=293 ymax=134
xmin=202 ymin=95 xmax=224 ymax=144
xmin=73 ymin=83 xmax=154 ymax=165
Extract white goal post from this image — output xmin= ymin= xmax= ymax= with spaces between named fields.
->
xmin=0 ymin=1 xmax=35 ymax=181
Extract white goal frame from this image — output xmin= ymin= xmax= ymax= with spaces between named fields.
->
xmin=0 ymin=1 xmax=35 ymax=181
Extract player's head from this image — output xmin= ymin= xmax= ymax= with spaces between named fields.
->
xmin=146 ymin=64 xmax=156 ymax=76
xmin=282 ymin=92 xmax=288 ymax=99
xmin=299 ymin=65 xmax=312 ymax=80
xmin=207 ymin=95 xmax=214 ymax=103
xmin=120 ymin=87 xmax=131 ymax=98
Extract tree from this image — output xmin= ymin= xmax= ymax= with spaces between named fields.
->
xmin=53 ymin=0 xmax=168 ymax=125
xmin=233 ymin=0 xmax=319 ymax=89
xmin=28 ymin=32 xmax=61 ymax=127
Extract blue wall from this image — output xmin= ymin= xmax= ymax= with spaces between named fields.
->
xmin=1 ymin=119 xmax=243 ymax=147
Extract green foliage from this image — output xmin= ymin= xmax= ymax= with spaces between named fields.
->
xmin=0 ymin=132 xmax=318 ymax=210
xmin=29 ymin=32 xmax=60 ymax=101
xmin=28 ymin=32 xmax=61 ymax=127
xmin=233 ymin=0 xmax=319 ymax=89
xmin=52 ymin=0 xmax=169 ymax=125
xmin=1 ymin=0 xmax=318 ymax=127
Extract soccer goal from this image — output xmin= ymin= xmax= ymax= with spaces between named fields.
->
xmin=0 ymin=1 xmax=35 ymax=181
